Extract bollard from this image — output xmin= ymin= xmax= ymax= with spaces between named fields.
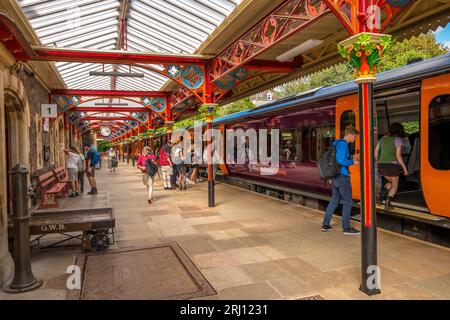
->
xmin=3 ymin=164 xmax=42 ymax=293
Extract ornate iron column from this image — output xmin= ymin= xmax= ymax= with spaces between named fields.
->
xmin=3 ymin=164 xmax=42 ymax=293
xmin=165 ymin=121 xmax=174 ymax=142
xmin=339 ymin=32 xmax=392 ymax=295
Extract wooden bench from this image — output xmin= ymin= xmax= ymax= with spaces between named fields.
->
xmin=37 ymin=170 xmax=68 ymax=209
xmin=52 ymin=167 xmax=69 ymax=195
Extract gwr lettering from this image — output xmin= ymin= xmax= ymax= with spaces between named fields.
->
xmin=41 ymin=224 xmax=66 ymax=232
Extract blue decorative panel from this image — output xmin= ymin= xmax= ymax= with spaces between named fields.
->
xmin=181 ymin=65 xmax=204 ymax=89
xmin=151 ymin=97 xmax=166 ymax=113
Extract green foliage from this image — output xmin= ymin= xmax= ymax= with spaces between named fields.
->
xmin=279 ymin=63 xmax=354 ymax=97
xmin=97 ymin=140 xmax=110 ymax=152
xmin=378 ymin=32 xmax=447 ymax=72
xmin=216 ymin=98 xmax=255 ymax=117
xmin=173 ymin=113 xmax=207 ymax=130
xmin=402 ymin=121 xmax=419 ymax=135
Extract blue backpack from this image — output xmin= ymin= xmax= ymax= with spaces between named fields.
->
xmin=91 ymin=151 xmax=101 ymax=166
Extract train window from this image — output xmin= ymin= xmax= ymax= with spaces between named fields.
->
xmin=340 ymin=110 xmax=356 ymax=155
xmin=280 ymin=129 xmax=302 ymax=161
xmin=429 ymin=95 xmax=450 ymax=170
xmin=309 ymin=126 xmax=335 ymax=162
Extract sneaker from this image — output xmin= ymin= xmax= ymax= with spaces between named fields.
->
xmin=75 ymin=192 xmax=79 ymax=197
xmin=321 ymin=225 xmax=333 ymax=232
xmin=343 ymin=227 xmax=360 ymax=235
xmin=68 ymin=192 xmax=75 ymax=197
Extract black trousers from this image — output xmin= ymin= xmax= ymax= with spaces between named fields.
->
xmin=78 ymin=171 xmax=85 ymax=192
xmin=171 ymin=165 xmax=178 ymax=185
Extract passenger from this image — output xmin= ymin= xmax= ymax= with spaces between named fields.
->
xmin=321 ymin=126 xmax=360 ymax=235
xmin=84 ymin=144 xmax=100 ymax=194
xmin=75 ymin=147 xmax=85 ymax=194
xmin=190 ymin=146 xmax=201 ymax=184
xmin=398 ymin=126 xmax=411 ymax=165
xmin=159 ymin=141 xmax=173 ymax=190
xmin=154 ymin=147 xmax=161 ymax=181
xmin=137 ymin=146 xmax=157 ymax=204
xmin=282 ymin=140 xmax=296 ymax=160
xmin=108 ymin=147 xmax=118 ymax=172
xmin=172 ymin=137 xmax=187 ymax=190
xmin=64 ymin=146 xmax=80 ymax=197
xmin=375 ymin=122 xmax=409 ymax=210
xmin=168 ymin=142 xmax=178 ymax=189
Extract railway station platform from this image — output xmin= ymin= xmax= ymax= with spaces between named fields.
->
xmin=1 ymin=162 xmax=449 ymax=300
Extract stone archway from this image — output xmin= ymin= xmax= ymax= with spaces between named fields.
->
xmin=3 ymin=72 xmax=31 ymax=215
xmin=0 ymin=68 xmax=30 ymax=288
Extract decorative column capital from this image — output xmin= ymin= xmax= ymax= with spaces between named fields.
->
xmin=338 ymin=32 xmax=392 ymax=84
xmin=199 ymin=103 xmax=219 ymax=123
xmin=164 ymin=120 xmax=174 ymax=133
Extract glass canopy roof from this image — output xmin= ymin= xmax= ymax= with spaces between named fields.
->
xmin=18 ymin=0 xmax=242 ymax=91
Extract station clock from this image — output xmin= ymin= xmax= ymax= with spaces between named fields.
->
xmin=100 ymin=126 xmax=111 ymax=137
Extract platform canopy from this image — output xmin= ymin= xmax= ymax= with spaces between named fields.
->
xmin=0 ymin=0 xmax=448 ymax=140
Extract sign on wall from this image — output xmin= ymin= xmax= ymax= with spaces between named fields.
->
xmin=41 ymin=104 xmax=58 ymax=118
xmin=43 ymin=117 xmax=49 ymax=132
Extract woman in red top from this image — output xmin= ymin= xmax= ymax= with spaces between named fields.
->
xmin=158 ymin=142 xmax=173 ymax=190
xmin=137 ymin=146 xmax=157 ymax=203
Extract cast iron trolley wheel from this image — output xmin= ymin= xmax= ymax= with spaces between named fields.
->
xmin=90 ymin=232 xmax=110 ymax=253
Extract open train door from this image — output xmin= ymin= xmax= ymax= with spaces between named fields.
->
xmin=335 ymin=95 xmax=361 ymax=200
xmin=421 ymin=74 xmax=450 ymax=218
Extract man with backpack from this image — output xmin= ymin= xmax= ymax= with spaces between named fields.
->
xmin=137 ymin=146 xmax=158 ymax=204
xmin=320 ymin=126 xmax=360 ymax=235
xmin=84 ymin=144 xmax=100 ymax=195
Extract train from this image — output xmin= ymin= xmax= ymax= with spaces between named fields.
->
xmin=135 ymin=53 xmax=450 ymax=245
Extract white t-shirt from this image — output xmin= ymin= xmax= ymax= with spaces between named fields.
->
xmin=173 ymin=147 xmax=184 ymax=163
xmin=67 ymin=152 xmax=79 ymax=169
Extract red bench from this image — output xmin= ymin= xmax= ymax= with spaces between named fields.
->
xmin=52 ymin=167 xmax=69 ymax=195
xmin=37 ymin=169 xmax=68 ymax=209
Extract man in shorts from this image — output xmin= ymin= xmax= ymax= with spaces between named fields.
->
xmin=64 ymin=146 xmax=80 ymax=197
xmin=84 ymin=144 xmax=100 ymax=194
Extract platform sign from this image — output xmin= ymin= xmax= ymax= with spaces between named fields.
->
xmin=43 ymin=117 xmax=49 ymax=132
xmin=41 ymin=104 xmax=58 ymax=118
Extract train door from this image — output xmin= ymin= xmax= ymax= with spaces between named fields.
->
xmin=375 ymin=84 xmax=424 ymax=210
xmin=421 ymin=74 xmax=450 ymax=218
xmin=335 ymin=95 xmax=360 ymax=200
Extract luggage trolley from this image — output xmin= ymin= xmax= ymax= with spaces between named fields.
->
xmin=9 ymin=206 xmax=115 ymax=253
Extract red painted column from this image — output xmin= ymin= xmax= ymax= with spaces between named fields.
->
xmin=335 ymin=0 xmax=392 ymax=295
xmin=358 ymin=80 xmax=380 ymax=295
xmin=165 ymin=103 xmax=173 ymax=142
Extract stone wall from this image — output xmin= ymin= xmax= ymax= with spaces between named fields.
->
xmin=17 ymin=66 xmax=51 ymax=172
